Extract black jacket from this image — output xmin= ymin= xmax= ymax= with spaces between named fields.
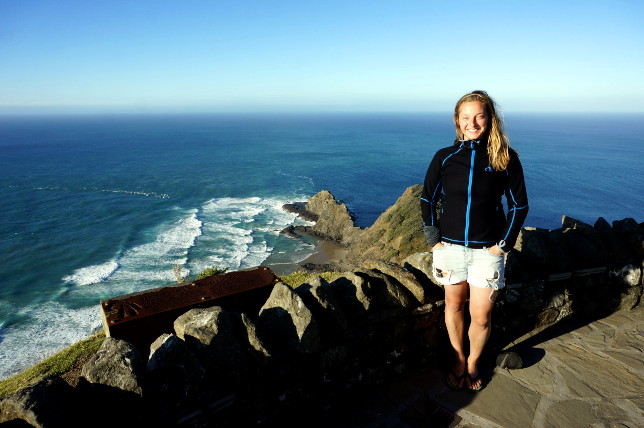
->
xmin=421 ymin=139 xmax=529 ymax=252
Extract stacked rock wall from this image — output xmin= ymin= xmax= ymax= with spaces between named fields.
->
xmin=1 ymin=216 xmax=642 ymax=426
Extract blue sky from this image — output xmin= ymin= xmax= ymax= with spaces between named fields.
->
xmin=1 ymin=0 xmax=643 ymax=114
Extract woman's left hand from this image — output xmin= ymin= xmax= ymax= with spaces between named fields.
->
xmin=488 ymin=245 xmax=504 ymax=256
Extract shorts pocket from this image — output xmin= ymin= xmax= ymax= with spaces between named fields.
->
xmin=432 ymin=246 xmax=449 ymax=281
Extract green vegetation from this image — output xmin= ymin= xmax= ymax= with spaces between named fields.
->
xmin=279 ymin=270 xmax=342 ymax=288
xmin=196 ymin=265 xmax=229 ymax=279
xmin=0 ymin=331 xmax=105 ymax=397
xmin=355 ymin=184 xmax=429 ymax=262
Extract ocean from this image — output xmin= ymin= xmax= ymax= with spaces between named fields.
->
xmin=0 ymin=112 xmax=642 ymax=379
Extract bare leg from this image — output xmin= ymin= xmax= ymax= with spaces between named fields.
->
xmin=444 ymin=280 xmax=469 ymax=388
xmin=466 ymin=286 xmax=497 ymax=389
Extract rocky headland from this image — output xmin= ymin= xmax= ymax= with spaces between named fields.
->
xmin=0 ymin=186 xmax=641 ymax=427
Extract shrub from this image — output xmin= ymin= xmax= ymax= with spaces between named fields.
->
xmin=196 ymin=266 xmax=229 ymax=279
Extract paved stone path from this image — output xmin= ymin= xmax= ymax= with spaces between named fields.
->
xmin=312 ymin=305 xmax=643 ymax=427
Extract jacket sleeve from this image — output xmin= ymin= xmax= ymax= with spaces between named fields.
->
xmin=498 ymin=152 xmax=529 ymax=252
xmin=421 ymin=151 xmax=443 ymax=229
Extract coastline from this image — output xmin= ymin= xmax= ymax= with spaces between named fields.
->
xmin=268 ymin=237 xmax=349 ymax=277
xmin=300 ymin=240 xmax=348 ymax=265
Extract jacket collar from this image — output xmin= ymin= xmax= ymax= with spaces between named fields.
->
xmin=456 ymin=138 xmax=487 ymax=149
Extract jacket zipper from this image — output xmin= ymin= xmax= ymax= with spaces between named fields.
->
xmin=464 ymin=148 xmax=475 ymax=246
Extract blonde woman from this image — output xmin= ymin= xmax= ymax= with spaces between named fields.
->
xmin=420 ymin=90 xmax=529 ymax=391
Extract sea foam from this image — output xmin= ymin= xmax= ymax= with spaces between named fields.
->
xmin=3 ymin=196 xmax=312 ymax=380
xmin=62 ymin=260 xmax=119 ymax=286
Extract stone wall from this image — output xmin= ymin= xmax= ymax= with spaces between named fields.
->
xmin=1 ymin=213 xmax=642 ymax=427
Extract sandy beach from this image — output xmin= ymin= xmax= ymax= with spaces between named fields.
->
xmin=268 ymin=238 xmax=349 ymax=276
xmin=299 ymin=240 xmax=348 ymax=265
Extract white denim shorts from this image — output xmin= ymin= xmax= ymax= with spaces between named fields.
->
xmin=432 ymin=242 xmax=505 ymax=289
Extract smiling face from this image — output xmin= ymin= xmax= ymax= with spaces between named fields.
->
xmin=456 ymin=101 xmax=488 ymax=140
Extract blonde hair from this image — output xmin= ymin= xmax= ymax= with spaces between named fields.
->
xmin=454 ymin=90 xmax=510 ymax=171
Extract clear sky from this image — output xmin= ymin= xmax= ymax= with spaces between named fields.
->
xmin=1 ymin=0 xmax=643 ymax=114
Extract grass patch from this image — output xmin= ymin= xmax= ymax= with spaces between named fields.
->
xmin=279 ymin=271 xmax=343 ymax=288
xmin=0 ymin=331 xmax=106 ymax=397
xmin=196 ymin=265 xmax=229 ymax=279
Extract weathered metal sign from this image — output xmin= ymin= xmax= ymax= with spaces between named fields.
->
xmin=100 ymin=266 xmax=279 ymax=353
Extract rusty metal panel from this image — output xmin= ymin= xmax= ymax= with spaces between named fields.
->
xmin=100 ymin=266 xmax=279 ymax=354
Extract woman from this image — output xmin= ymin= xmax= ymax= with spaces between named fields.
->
xmin=420 ymin=90 xmax=528 ymax=391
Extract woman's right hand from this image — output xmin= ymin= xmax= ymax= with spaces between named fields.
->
xmin=433 ymin=242 xmax=445 ymax=250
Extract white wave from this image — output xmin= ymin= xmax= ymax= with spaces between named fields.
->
xmin=1 ymin=195 xmax=321 ymax=379
xmin=95 ymin=188 xmax=170 ymax=199
xmin=61 ymin=211 xmax=202 ymax=290
xmin=189 ymin=195 xmax=315 ymax=272
xmin=62 ymin=260 xmax=119 ymax=286
xmin=122 ymin=212 xmax=202 ymax=259
xmin=0 ymin=302 xmax=101 ymax=380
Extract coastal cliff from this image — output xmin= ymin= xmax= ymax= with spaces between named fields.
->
xmin=0 ymin=186 xmax=642 ymax=427
xmin=284 ymin=185 xmax=427 ymax=267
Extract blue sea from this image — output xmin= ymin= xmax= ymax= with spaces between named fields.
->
xmin=0 ymin=112 xmax=642 ymax=379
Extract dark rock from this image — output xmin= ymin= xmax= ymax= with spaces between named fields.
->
xmin=80 ymin=337 xmax=146 ymax=396
xmin=613 ymin=218 xmax=644 ymax=257
xmin=230 ymin=312 xmax=271 ymax=366
xmin=504 ymin=250 xmax=524 ymax=284
xmin=0 ymin=377 xmax=80 ymax=427
xmin=518 ymin=280 xmax=546 ymax=313
xmin=283 ymin=202 xmax=319 ymax=222
xmin=294 ymin=276 xmax=350 ymax=345
xmin=147 ymin=333 xmax=205 ymax=411
xmin=173 ymin=306 xmax=249 ymax=390
xmin=256 ymin=282 xmax=322 ymax=356
xmin=544 ymin=229 xmax=575 ymax=273
xmin=515 ymin=227 xmax=551 ymax=273
xmin=328 ymin=272 xmax=372 ymax=320
xmin=355 ymin=270 xmax=414 ymax=311
xmin=594 ymin=217 xmax=633 ymax=260
xmin=281 ymin=224 xmax=307 ymax=239
xmin=560 ymin=216 xmax=608 ymax=268
xmin=402 ymin=252 xmax=439 ymax=288
xmin=361 ymin=259 xmax=425 ymax=304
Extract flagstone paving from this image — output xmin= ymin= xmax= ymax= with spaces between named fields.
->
xmin=313 ymin=305 xmax=643 ymax=427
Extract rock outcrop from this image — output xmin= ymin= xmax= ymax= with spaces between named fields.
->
xmin=284 ymin=185 xmax=427 ymax=266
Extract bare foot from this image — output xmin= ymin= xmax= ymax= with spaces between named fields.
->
xmin=466 ymin=363 xmax=483 ymax=391
xmin=447 ymin=360 xmax=466 ymax=390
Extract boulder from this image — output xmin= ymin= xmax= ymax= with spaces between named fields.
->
xmin=504 ymin=249 xmax=525 ymax=284
xmin=294 ymin=276 xmax=350 ymax=345
xmin=544 ymin=229 xmax=575 ymax=273
xmin=328 ymin=272 xmax=372 ymax=319
xmin=361 ymin=259 xmax=425 ymax=304
xmin=0 ymin=377 xmax=79 ymax=427
xmin=231 ymin=312 xmax=271 ymax=365
xmin=613 ymin=218 xmax=644 ymax=257
xmin=354 ymin=270 xmax=414 ymax=311
xmin=147 ymin=333 xmax=205 ymax=407
xmin=403 ymin=252 xmax=442 ymax=289
xmin=173 ymin=306 xmax=248 ymax=389
xmin=594 ymin=217 xmax=633 ymax=260
xmin=80 ymin=337 xmax=146 ymax=396
xmin=561 ymin=216 xmax=608 ymax=268
xmin=515 ymin=227 xmax=551 ymax=273
xmin=256 ymin=282 xmax=322 ymax=356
